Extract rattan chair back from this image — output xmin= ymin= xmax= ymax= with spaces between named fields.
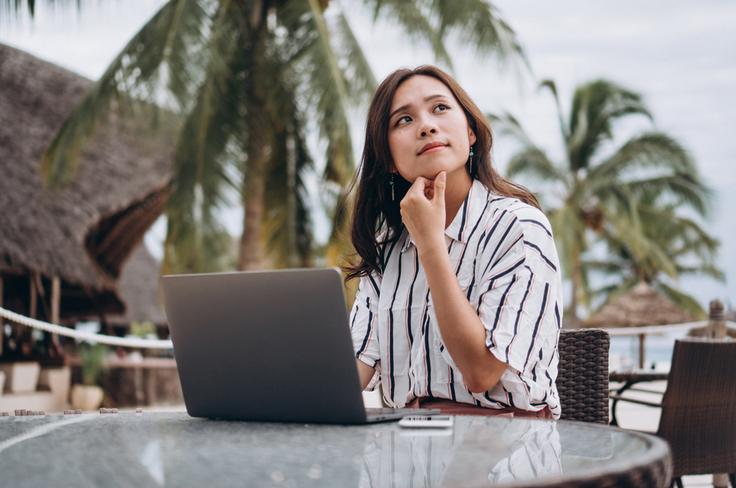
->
xmin=556 ymin=329 xmax=610 ymax=424
xmin=657 ymin=338 xmax=736 ymax=477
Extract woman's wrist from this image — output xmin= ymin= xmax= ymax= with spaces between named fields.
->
xmin=416 ymin=235 xmax=447 ymax=260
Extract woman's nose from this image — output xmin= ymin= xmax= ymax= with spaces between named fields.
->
xmin=419 ymin=126 xmax=437 ymax=138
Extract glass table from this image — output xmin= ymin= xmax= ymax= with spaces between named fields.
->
xmin=0 ymin=412 xmax=671 ymax=487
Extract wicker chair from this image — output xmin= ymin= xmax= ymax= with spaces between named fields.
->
xmin=610 ymin=338 xmax=736 ymax=487
xmin=557 ymin=328 xmax=610 ymax=424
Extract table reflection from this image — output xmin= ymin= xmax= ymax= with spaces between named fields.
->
xmin=358 ymin=417 xmax=567 ymax=487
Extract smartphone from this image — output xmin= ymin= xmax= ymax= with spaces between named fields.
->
xmin=398 ymin=415 xmax=453 ymax=428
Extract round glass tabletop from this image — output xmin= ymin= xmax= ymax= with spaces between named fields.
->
xmin=0 ymin=412 xmax=670 ymax=487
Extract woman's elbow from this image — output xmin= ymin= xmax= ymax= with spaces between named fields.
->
xmin=465 ymin=376 xmax=500 ymax=394
xmin=464 ymin=360 xmax=506 ymax=393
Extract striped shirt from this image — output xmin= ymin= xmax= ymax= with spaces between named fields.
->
xmin=350 ymin=179 xmax=563 ymax=418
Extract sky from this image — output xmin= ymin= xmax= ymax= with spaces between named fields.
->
xmin=1 ymin=0 xmax=734 ymax=310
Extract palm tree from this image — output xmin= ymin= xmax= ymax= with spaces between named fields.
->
xmin=490 ymin=79 xmax=714 ymax=324
xmin=585 ymin=189 xmax=723 ymax=318
xmin=8 ymin=0 xmax=527 ymax=272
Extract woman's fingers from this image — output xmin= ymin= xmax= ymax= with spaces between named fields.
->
xmin=404 ymin=176 xmax=430 ymax=203
xmin=408 ymin=176 xmax=428 ymax=195
xmin=432 ymin=171 xmax=446 ymax=205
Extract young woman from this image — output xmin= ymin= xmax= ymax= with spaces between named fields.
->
xmin=345 ymin=66 xmax=563 ymax=418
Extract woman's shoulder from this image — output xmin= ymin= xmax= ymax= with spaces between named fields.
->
xmin=484 ymin=193 xmax=554 ymax=240
xmin=478 ymin=192 xmax=559 ymax=275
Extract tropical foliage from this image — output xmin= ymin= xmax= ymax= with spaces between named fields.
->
xmin=9 ymin=0 xmax=526 ymax=273
xmin=490 ymin=79 xmax=720 ymax=322
xmin=585 ymin=189 xmax=723 ymax=317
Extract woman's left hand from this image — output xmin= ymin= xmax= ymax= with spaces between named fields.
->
xmin=399 ymin=171 xmax=447 ymax=256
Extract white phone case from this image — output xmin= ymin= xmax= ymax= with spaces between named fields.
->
xmin=398 ymin=415 xmax=454 ymax=428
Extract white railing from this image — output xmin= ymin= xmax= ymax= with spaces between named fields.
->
xmin=0 ymin=306 xmax=173 ymax=349
xmin=600 ymin=320 xmax=736 ymax=336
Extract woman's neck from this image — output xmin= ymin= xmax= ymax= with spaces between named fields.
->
xmin=443 ymin=168 xmax=473 ymax=228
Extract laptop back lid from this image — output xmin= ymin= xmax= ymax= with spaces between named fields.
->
xmin=161 ymin=268 xmax=368 ymax=423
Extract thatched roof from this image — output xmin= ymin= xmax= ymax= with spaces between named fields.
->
xmin=107 ymin=244 xmax=166 ymax=326
xmin=586 ymin=281 xmax=694 ymax=327
xmin=0 ymin=43 xmax=172 ymax=316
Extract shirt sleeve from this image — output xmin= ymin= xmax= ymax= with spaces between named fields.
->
xmin=349 ymin=273 xmax=381 ymax=369
xmin=475 ymin=210 xmax=559 ymax=376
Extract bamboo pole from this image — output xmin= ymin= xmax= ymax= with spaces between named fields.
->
xmin=24 ymin=273 xmax=38 ymax=356
xmin=51 ymin=277 xmax=60 ymax=324
xmin=51 ymin=276 xmax=62 ymax=357
xmin=29 ymin=273 xmax=37 ymax=318
xmin=638 ymin=333 xmax=645 ymax=369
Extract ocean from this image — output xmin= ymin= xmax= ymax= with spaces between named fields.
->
xmin=608 ymin=330 xmax=692 ymax=372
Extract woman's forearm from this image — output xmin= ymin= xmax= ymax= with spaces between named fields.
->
xmin=418 ymin=245 xmax=506 ymax=393
xmin=356 ymin=359 xmax=375 ymax=390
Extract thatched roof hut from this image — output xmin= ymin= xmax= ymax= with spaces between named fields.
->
xmin=107 ymin=245 xmax=166 ymax=327
xmin=586 ymin=281 xmax=694 ymax=327
xmin=0 ymin=42 xmax=172 ymax=322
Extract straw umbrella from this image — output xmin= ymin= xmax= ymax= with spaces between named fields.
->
xmin=586 ymin=281 xmax=694 ymax=368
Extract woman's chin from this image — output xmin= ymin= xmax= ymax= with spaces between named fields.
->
xmin=418 ymin=163 xmax=465 ymax=180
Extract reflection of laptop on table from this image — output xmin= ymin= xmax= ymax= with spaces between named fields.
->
xmin=161 ymin=268 xmax=435 ymax=424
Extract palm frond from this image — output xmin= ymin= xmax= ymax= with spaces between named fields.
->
xmin=506 ymin=147 xmax=567 ymax=185
xmin=331 ymin=8 xmax=377 ymax=104
xmin=40 ymin=0 xmax=213 ymax=187
xmin=600 ymin=204 xmax=679 ymax=279
xmin=431 ymin=0 xmax=529 ymax=69
xmin=0 ymin=0 xmax=79 ymax=18
xmin=162 ymin=213 xmax=234 ymax=273
xmin=487 ymin=111 xmax=537 ymax=148
xmin=588 ymin=276 xmax=640 ymax=312
xmin=567 ymin=79 xmax=652 ymax=171
xmin=286 ymin=0 xmax=355 ymax=186
xmin=656 ymin=282 xmax=706 ymax=319
xmin=548 ymin=205 xmax=585 ymax=283
xmin=590 ymin=131 xmax=698 ymax=185
xmin=614 ymin=173 xmax=711 ymax=217
xmin=361 ymin=0 xmax=452 ymax=67
xmin=582 ymin=258 xmax=628 ymax=276
xmin=538 ymin=79 xmax=569 ymax=141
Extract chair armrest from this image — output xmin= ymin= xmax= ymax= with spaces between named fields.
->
xmin=609 ymin=394 xmax=663 ymax=409
xmin=609 ymin=371 xmax=669 ymax=383
xmin=608 ymin=386 xmax=665 ymax=395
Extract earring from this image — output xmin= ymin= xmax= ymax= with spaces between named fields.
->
xmin=389 ymin=172 xmax=396 ymax=201
xmin=468 ymin=146 xmax=475 ymax=174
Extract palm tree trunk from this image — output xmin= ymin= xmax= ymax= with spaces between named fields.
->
xmin=568 ymin=260 xmax=583 ymax=327
xmin=238 ymin=6 xmax=269 ymax=271
xmin=238 ymin=151 xmax=268 ymax=270
xmin=567 ymin=234 xmax=584 ymax=327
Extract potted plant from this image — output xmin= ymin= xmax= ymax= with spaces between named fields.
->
xmin=0 ymin=361 xmax=40 ymax=393
xmin=70 ymin=343 xmax=107 ymax=411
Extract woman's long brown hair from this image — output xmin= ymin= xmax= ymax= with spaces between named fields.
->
xmin=343 ymin=65 xmax=539 ymax=282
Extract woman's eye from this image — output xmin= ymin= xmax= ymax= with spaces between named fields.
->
xmin=396 ymin=115 xmax=412 ymax=126
xmin=433 ymin=103 xmax=450 ymax=112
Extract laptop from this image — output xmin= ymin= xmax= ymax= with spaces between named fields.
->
xmin=161 ymin=267 xmax=436 ymax=424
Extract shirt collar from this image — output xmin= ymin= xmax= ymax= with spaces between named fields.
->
xmin=400 ymin=179 xmax=490 ymax=253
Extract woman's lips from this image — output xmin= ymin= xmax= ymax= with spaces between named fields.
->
xmin=418 ymin=143 xmax=448 ymax=155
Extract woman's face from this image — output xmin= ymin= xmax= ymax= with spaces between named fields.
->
xmin=387 ymin=75 xmax=476 ymax=182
